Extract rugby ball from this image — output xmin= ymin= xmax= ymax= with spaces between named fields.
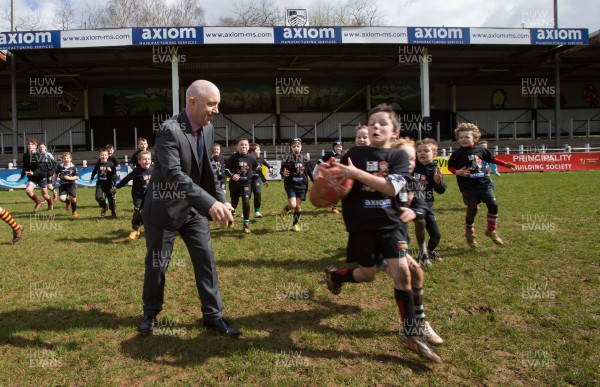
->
xmin=310 ymin=162 xmax=354 ymax=208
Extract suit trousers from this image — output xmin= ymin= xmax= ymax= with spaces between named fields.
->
xmin=142 ymin=211 xmax=224 ymax=320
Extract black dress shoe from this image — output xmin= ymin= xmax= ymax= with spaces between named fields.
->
xmin=203 ymin=318 xmax=241 ymax=337
xmin=138 ymin=313 xmax=158 ymax=335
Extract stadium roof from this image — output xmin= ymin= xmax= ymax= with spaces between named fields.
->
xmin=0 ymin=27 xmax=598 ymax=91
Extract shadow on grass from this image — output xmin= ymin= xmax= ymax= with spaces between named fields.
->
xmin=213 ymin=249 xmax=348 ymax=271
xmin=0 ymin=307 xmax=139 ymax=350
xmin=0 ymin=303 xmax=434 ymax=372
xmin=61 ymin=228 xmax=127 ymax=244
xmin=119 ymin=299 xmax=432 ymax=372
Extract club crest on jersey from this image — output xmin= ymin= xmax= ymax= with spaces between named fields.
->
xmin=366 ymin=161 xmax=378 ymax=172
xmin=239 ymin=161 xmax=249 ymax=175
xmin=376 ymin=161 xmax=390 ymax=177
xmin=396 ymin=241 xmax=408 ymax=250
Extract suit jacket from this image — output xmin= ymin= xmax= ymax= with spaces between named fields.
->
xmin=142 ymin=111 xmax=227 ymax=231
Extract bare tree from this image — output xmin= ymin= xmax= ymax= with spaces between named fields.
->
xmin=169 ymin=0 xmax=205 ymax=26
xmin=0 ymin=4 xmax=43 ymax=31
xmin=98 ymin=0 xmax=139 ymax=28
xmin=86 ymin=0 xmax=204 ymax=28
xmin=218 ymin=0 xmax=283 ymax=26
xmin=54 ymin=0 xmax=76 ymax=30
xmin=79 ymin=1 xmax=105 ymax=29
xmin=311 ymin=0 xmax=387 ymax=26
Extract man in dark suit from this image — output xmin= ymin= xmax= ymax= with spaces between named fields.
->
xmin=139 ymin=80 xmax=239 ymax=337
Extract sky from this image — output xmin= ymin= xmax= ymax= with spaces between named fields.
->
xmin=1 ymin=0 xmax=599 ymax=32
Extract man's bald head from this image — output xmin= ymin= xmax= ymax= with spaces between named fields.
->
xmin=185 ymin=80 xmax=220 ymax=126
xmin=186 ymin=80 xmax=218 ymax=101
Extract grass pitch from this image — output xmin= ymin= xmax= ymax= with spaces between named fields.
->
xmin=0 ymin=171 xmax=598 ymax=385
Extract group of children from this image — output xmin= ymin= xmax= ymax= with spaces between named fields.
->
xmin=89 ymin=138 xmax=153 ymax=240
xmin=4 ymin=116 xmax=518 ymax=365
xmin=10 ymin=137 xmax=154 ymax=242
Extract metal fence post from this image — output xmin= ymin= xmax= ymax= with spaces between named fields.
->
xmin=496 ymin=121 xmax=499 ymax=141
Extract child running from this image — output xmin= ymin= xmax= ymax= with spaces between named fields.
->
xmin=54 ymin=152 xmax=79 ymax=217
xmin=111 ymin=151 xmax=153 ymax=239
xmin=212 ymin=143 xmax=228 ymax=194
xmin=248 ymin=143 xmax=270 ymax=218
xmin=448 ymin=123 xmax=516 ymax=247
xmin=18 ymin=139 xmax=52 ymax=212
xmin=280 ymin=138 xmax=314 ymax=232
xmin=413 ymin=138 xmax=447 ymax=266
xmin=38 ymin=142 xmax=58 ymax=203
xmin=130 ymin=137 xmax=154 ymax=169
xmin=392 ymin=138 xmax=444 ymax=345
xmin=225 ymin=137 xmax=259 ymax=234
xmin=90 ymin=148 xmax=117 ymax=217
xmin=323 ymin=104 xmax=441 ymax=363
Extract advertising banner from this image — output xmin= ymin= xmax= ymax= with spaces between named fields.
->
xmin=433 ymin=157 xmax=451 ymax=175
xmin=0 ymin=27 xmax=590 ymax=49
xmin=0 ymin=31 xmax=60 ymax=50
xmin=470 ymin=28 xmax=531 ymax=45
xmin=341 ymin=27 xmax=408 ymax=44
xmin=132 ymin=27 xmax=203 ymax=45
xmin=495 ymin=152 xmax=600 ymax=172
xmin=60 ymin=29 xmax=132 ymax=48
xmin=530 ymin=28 xmax=589 ymax=45
xmin=204 ymin=27 xmax=273 ymax=44
xmin=408 ymin=27 xmax=470 ymax=44
xmin=274 ymin=27 xmax=342 ymax=44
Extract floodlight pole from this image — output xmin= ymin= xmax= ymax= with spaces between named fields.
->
xmin=553 ymin=0 xmax=561 ymax=148
xmin=172 ymin=53 xmax=180 ymax=114
xmin=419 ymin=47 xmax=430 ymax=141
xmin=10 ymin=0 xmax=18 ymax=166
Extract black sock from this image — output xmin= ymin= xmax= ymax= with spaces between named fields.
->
xmin=332 ymin=267 xmax=356 ymax=283
xmin=293 ymin=211 xmax=301 ymax=225
xmin=71 ymin=202 xmax=77 ymax=212
xmin=394 ymin=288 xmax=417 ymax=336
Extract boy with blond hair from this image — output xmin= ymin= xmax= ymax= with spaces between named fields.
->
xmin=448 ymin=123 xmax=515 ymax=247
xmin=354 ymin=124 xmax=370 ymax=146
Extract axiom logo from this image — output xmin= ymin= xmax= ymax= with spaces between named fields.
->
xmin=534 ymin=29 xmax=583 ymax=41
xmin=281 ymin=27 xmax=336 ymax=40
xmin=0 ymin=31 xmax=53 ymax=45
xmin=413 ymin=27 xmax=463 ymax=40
xmin=140 ymin=27 xmax=197 ymax=40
